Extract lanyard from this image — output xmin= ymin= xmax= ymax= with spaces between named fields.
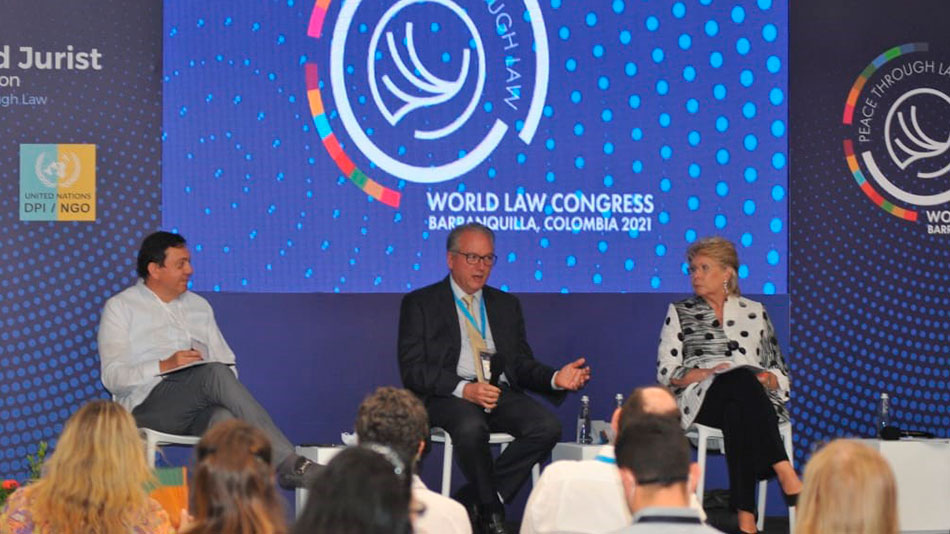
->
xmin=594 ymin=454 xmax=616 ymax=464
xmin=454 ymin=294 xmax=487 ymax=339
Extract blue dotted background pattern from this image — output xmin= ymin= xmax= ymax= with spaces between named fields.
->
xmin=0 ymin=1 xmax=163 ymax=478
xmin=163 ymin=0 xmax=788 ymax=294
xmin=790 ymin=0 xmax=950 ymax=463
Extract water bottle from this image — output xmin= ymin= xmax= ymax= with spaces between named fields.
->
xmin=615 ymin=393 xmax=624 ymax=411
xmin=876 ymin=393 xmax=891 ymax=437
xmin=577 ymin=395 xmax=592 ymax=444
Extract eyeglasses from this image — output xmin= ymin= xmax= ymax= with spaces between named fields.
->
xmin=452 ymin=250 xmax=498 ymax=266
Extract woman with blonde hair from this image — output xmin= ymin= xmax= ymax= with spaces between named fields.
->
xmin=656 ymin=236 xmax=801 ymax=533
xmin=181 ymin=419 xmax=285 ymax=534
xmin=0 ymin=399 xmax=171 ymax=534
xmin=796 ymin=439 xmax=898 ymax=534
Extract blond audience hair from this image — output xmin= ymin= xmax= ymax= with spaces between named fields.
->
xmin=796 ymin=439 xmax=898 ymax=534
xmin=30 ymin=400 xmax=157 ymax=534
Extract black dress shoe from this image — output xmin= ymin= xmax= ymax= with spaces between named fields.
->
xmin=277 ymin=456 xmax=323 ymax=489
xmin=482 ymin=510 xmax=512 ymax=534
xmin=451 ymin=484 xmax=481 ymax=532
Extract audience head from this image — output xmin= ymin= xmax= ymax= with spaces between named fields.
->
xmin=293 ymin=445 xmax=413 ymax=534
xmin=796 ymin=439 xmax=898 ymax=534
xmin=30 ymin=400 xmax=157 ymax=534
xmin=136 ymin=230 xmax=187 ymax=279
xmin=613 ymin=385 xmax=679 ymax=435
xmin=686 ymin=236 xmax=741 ymax=296
xmin=187 ymin=419 xmax=286 ymax=534
xmin=615 ymin=415 xmax=698 ymax=513
xmin=355 ymin=386 xmax=429 ymax=469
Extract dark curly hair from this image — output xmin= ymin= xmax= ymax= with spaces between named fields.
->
xmin=355 ymin=387 xmax=429 ymax=469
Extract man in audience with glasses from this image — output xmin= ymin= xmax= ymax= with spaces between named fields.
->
xmin=398 ymin=222 xmax=591 ymax=534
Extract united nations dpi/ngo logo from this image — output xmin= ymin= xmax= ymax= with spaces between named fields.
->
xmin=34 ymin=151 xmax=81 ymax=188
xmin=842 ymin=43 xmax=950 ymax=234
xmin=305 ymin=0 xmax=549 ymax=207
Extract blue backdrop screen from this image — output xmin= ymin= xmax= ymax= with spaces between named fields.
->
xmin=162 ymin=0 xmax=788 ymax=293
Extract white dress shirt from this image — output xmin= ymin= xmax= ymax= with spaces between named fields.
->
xmin=521 ymin=446 xmax=706 ymax=534
xmin=449 ymin=277 xmax=560 ymax=397
xmin=521 ymin=445 xmax=630 ymax=534
xmin=98 ymin=280 xmax=236 ymax=412
xmin=412 ymin=475 xmax=472 ymax=534
xmin=449 ymin=277 xmax=497 ymax=397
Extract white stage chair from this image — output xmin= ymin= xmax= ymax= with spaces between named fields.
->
xmin=138 ymin=427 xmax=201 ymax=468
xmin=430 ymin=427 xmax=541 ymax=497
xmin=687 ymin=422 xmax=795 ymax=532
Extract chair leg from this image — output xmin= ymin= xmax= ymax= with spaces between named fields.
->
xmin=695 ymin=428 xmax=708 ymax=507
xmin=757 ymin=424 xmax=796 ymax=532
xmin=145 ymin=436 xmax=157 ymax=469
xmin=295 ymin=488 xmax=309 ymax=518
xmin=441 ymin=436 xmax=454 ymax=497
xmin=782 ymin=425 xmax=796 ymax=533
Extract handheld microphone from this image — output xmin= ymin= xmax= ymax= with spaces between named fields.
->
xmin=489 ymin=353 xmax=505 ymax=387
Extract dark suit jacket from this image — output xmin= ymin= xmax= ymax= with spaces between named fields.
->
xmin=398 ymin=276 xmax=566 ymax=405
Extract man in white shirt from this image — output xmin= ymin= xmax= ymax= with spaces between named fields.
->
xmin=355 ymin=386 xmax=472 ymax=534
xmin=98 ymin=231 xmax=320 ymax=489
xmin=521 ymin=386 xmax=706 ymax=534
xmin=610 ymin=417 xmax=722 ymax=534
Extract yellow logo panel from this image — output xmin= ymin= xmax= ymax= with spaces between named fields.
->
xmin=19 ymin=144 xmax=96 ymax=221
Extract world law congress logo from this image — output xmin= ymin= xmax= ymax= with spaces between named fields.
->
xmin=305 ymin=0 xmax=549 ymax=207
xmin=842 ymin=43 xmax=950 ymax=234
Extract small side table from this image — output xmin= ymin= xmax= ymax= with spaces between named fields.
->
xmin=552 ymin=441 xmax=606 ymax=462
xmin=294 ymin=444 xmax=345 ymax=515
xmin=857 ymin=438 xmax=950 ymax=533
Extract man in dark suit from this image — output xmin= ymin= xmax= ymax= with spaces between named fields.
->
xmin=398 ymin=222 xmax=591 ymax=534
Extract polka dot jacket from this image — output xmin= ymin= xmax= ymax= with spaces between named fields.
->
xmin=656 ymin=295 xmax=790 ymax=428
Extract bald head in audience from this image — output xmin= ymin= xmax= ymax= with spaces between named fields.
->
xmin=520 ymin=385 xmax=700 ymax=534
xmin=612 ymin=385 xmax=679 ymax=437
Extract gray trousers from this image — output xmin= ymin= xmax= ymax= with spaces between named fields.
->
xmin=131 ymin=362 xmax=295 ymax=465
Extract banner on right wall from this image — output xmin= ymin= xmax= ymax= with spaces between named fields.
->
xmin=789 ymin=0 xmax=950 ymax=459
